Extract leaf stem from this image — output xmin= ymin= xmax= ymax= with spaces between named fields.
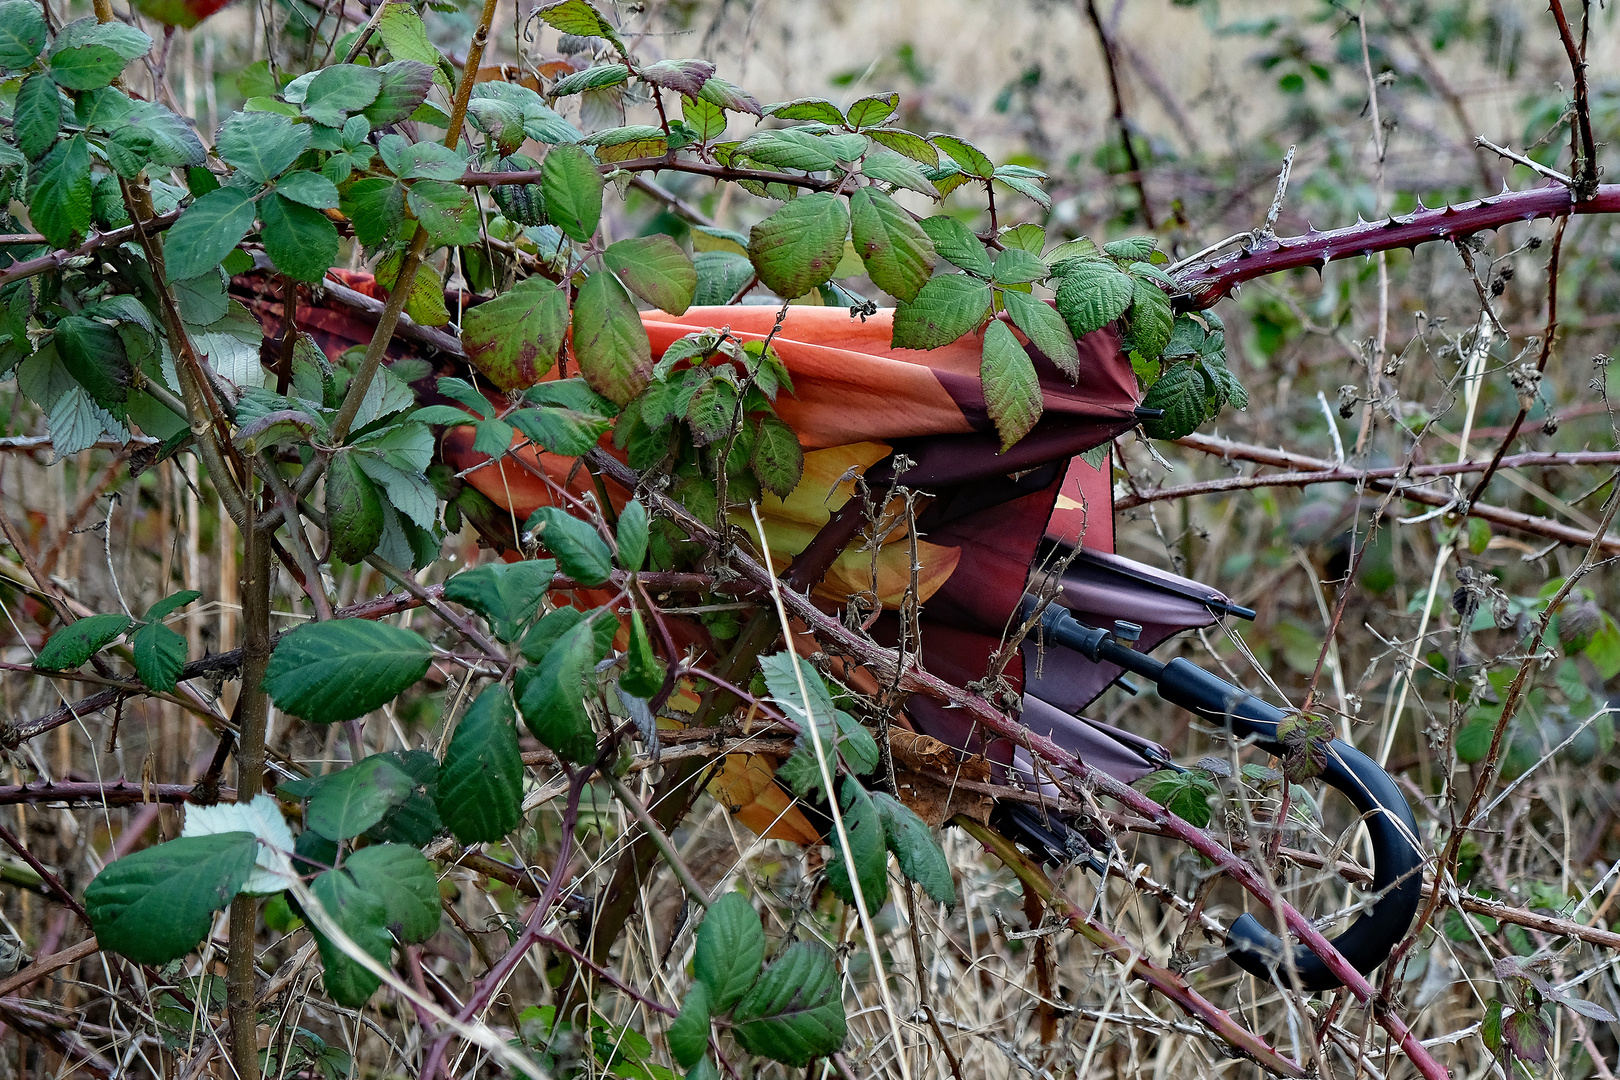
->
xmin=225 ymin=483 xmax=273 ymax=1080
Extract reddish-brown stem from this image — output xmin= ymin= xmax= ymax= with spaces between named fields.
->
xmin=1173 ymin=184 xmax=1620 ymax=308
xmin=459 ymin=157 xmax=841 ymax=194
xmin=0 ymin=780 xmax=231 ymax=806
xmin=1150 ymin=432 xmax=1620 ymax=555
xmin=418 ymin=769 xmax=592 ymax=1080
xmin=0 ymin=821 xmax=91 ymax=926
xmin=1548 ymin=0 xmax=1598 ymax=197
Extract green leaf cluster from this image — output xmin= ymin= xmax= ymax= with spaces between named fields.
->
xmin=677 ymin=892 xmax=846 ymax=1069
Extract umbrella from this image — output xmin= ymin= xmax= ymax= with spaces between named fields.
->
xmin=249 ymin=281 xmax=1422 ymax=991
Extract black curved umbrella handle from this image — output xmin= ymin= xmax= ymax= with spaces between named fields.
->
xmin=1151 ymin=658 xmax=1425 ymax=991
xmin=1020 ymin=602 xmax=1424 ymax=988
xmin=1224 ymin=735 xmax=1423 ymax=991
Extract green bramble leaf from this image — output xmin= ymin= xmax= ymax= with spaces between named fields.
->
xmin=27 ymin=133 xmax=93 ymax=248
xmin=1584 ymin=612 xmax=1620 ymax=680
xmin=145 ymin=589 xmax=201 ymax=623
xmin=763 ymin=97 xmax=844 ymax=124
xmin=825 ymin=780 xmax=888 ymax=909
xmin=992 ymin=164 xmax=1051 ymax=210
xmin=405 ymin=180 xmax=480 ymax=247
xmin=1124 ymin=276 xmax=1174 ymax=357
xmin=572 ymin=271 xmax=652 ymax=405
xmin=685 ymin=379 xmax=737 ymax=447
xmin=540 ymin=143 xmax=603 ymax=242
xmin=443 ymin=558 xmax=557 ymax=641
xmin=731 ymin=941 xmax=847 ymax=1066
xmin=849 ymin=188 xmax=935 ymax=303
xmin=85 ymin=833 xmax=257 ymax=964
xmin=917 ymin=215 xmax=991 ymax=277
xmin=53 ymin=18 xmax=150 ymax=61
xmin=638 ymin=57 xmax=715 ymax=98
xmin=929 ymin=133 xmax=993 ymax=177
xmin=437 ymin=685 xmax=525 ymax=844
xmin=263 ymin=620 xmax=433 ymax=725
xmin=508 ymin=405 xmax=612 ymax=456
xmin=363 ymin=60 xmax=435 ymax=127
xmin=693 ymin=892 xmax=765 ymax=1010
xmin=258 ymin=192 xmax=340 ymax=283
xmin=163 ymin=187 xmax=257 ymax=282
xmin=534 ymin=0 xmax=623 ymax=49
xmin=867 ymin=127 xmax=938 ymax=167
xmin=1001 ymin=289 xmax=1079 ymax=380
xmin=693 ymin=250 xmax=754 ymax=305
xmin=343 ymin=843 xmax=440 ymax=943
xmin=615 ymin=499 xmax=649 ymax=571
xmin=872 ymin=791 xmax=954 ymax=905
xmin=216 ymin=111 xmax=311 ymax=184
xmin=581 ymin=123 xmax=667 ymax=163
xmin=620 ymin=610 xmax=664 ymax=698
xmin=1105 ymin=235 xmax=1159 ymax=261
xmin=746 ymin=192 xmax=849 ymax=300
xmin=276 ymin=170 xmax=341 ymax=209
xmin=14 ymin=73 xmax=61 ymax=161
xmin=305 ymin=755 xmax=416 ymax=840
xmin=462 ymin=277 xmax=569 ymax=391
xmin=858 ymin=151 xmax=939 ymax=200
xmin=301 ymin=64 xmax=383 ymax=128
xmin=1053 ymin=261 xmax=1133 ymax=338
xmin=736 ymin=127 xmax=839 ymax=171
xmin=549 ymin=63 xmax=630 ymax=98
xmin=667 ymin=982 xmax=712 ymax=1069
xmin=34 ymin=612 xmax=133 ymax=671
xmin=343 ymin=178 xmax=406 ymax=247
xmin=681 ymin=92 xmax=727 ymax=141
xmin=517 ymin=615 xmax=601 ymax=763
xmin=525 ymin=506 xmax=613 ymax=586
xmin=891 ymin=275 xmax=992 ymax=351
xmin=604 ymin=235 xmax=696 ymax=315
xmin=132 ymin=620 xmax=187 ymax=693
xmin=309 ymin=864 xmax=393 ymax=1008
xmin=750 ymin=412 xmax=804 ymax=498
xmin=1000 ymin=223 xmax=1045 ymax=253
xmin=990 ymin=246 xmax=1046 ymax=285
xmin=361 ymin=750 xmax=441 ymax=848
xmin=0 ymin=1 xmax=47 ymax=71
xmin=698 ymin=76 xmax=762 ymax=116
xmin=54 ymin=314 xmax=129 ymax=419
xmin=1138 ymin=767 xmax=1217 ymax=828
xmin=49 ymin=43 xmax=127 ymax=90
xmin=489 ymin=153 xmax=546 ymax=225
xmin=378 ymin=2 xmax=448 ymax=83
xmin=846 ymin=92 xmax=899 ymax=128
xmin=980 ymin=319 xmax=1042 ymax=451
xmin=325 ymin=452 xmax=385 ymax=564
xmin=1138 ymin=361 xmax=1206 ymax=441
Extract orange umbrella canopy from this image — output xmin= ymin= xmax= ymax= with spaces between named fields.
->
xmin=441 ymin=303 xmax=1137 ymax=613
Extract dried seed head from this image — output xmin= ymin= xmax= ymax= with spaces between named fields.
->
xmin=1337 ymin=384 xmax=1359 ymax=418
